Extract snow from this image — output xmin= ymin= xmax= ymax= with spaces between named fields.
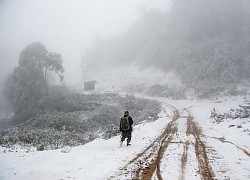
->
xmin=0 ymin=97 xmax=250 ymax=180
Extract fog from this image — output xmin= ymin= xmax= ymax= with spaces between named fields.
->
xmin=0 ymin=0 xmax=170 ymax=85
xmin=1 ymin=0 xmax=250 ymax=113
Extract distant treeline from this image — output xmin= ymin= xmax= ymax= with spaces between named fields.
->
xmin=83 ymin=0 xmax=250 ymax=97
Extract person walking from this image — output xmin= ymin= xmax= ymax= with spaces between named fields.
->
xmin=120 ymin=111 xmax=133 ymax=147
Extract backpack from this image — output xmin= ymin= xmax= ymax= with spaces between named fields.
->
xmin=121 ymin=116 xmax=130 ymax=130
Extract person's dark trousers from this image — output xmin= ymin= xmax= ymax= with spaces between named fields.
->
xmin=121 ymin=130 xmax=132 ymax=144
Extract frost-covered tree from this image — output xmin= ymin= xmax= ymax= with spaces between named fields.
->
xmin=4 ymin=42 xmax=64 ymax=119
xmin=19 ymin=42 xmax=64 ymax=94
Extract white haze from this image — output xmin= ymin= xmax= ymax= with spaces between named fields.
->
xmin=83 ymin=64 xmax=182 ymax=92
xmin=0 ymin=0 xmax=171 ymax=85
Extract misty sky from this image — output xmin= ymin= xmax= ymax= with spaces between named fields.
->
xmin=0 ymin=0 xmax=170 ymax=85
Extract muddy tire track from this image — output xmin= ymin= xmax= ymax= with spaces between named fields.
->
xmin=135 ymin=108 xmax=180 ymax=180
xmin=138 ymin=124 xmax=177 ymax=180
xmin=107 ymin=106 xmax=179 ymax=180
xmin=186 ymin=115 xmax=214 ymax=180
xmin=180 ymin=140 xmax=190 ymax=180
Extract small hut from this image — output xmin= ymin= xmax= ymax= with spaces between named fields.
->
xmin=84 ymin=80 xmax=97 ymax=90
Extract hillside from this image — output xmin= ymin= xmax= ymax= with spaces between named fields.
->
xmin=82 ymin=0 xmax=250 ymax=98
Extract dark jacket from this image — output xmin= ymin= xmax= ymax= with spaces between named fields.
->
xmin=120 ymin=115 xmax=133 ymax=132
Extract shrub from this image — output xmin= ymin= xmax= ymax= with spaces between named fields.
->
xmin=0 ymin=93 xmax=161 ymax=150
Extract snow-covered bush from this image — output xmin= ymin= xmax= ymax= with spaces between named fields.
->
xmin=0 ymin=128 xmax=89 ymax=150
xmin=210 ymin=107 xmax=250 ymax=124
xmin=0 ymin=93 xmax=161 ymax=150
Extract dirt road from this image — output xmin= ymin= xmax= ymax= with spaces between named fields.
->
xmin=108 ymin=104 xmax=215 ymax=180
xmin=108 ymin=102 xmax=250 ymax=180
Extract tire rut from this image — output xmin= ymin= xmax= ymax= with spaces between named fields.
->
xmin=180 ymin=140 xmax=190 ymax=180
xmin=137 ymin=109 xmax=180 ymax=180
xmin=186 ymin=115 xmax=215 ymax=180
xmin=207 ymin=136 xmax=250 ymax=157
xmin=107 ymin=106 xmax=179 ymax=180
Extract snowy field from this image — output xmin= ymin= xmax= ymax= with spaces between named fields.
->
xmin=0 ymin=97 xmax=250 ymax=180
